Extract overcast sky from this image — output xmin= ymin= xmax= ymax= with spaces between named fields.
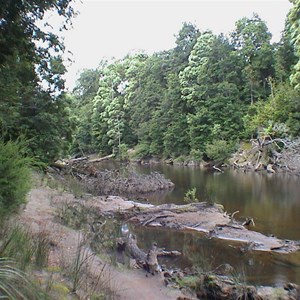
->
xmin=61 ymin=0 xmax=292 ymax=89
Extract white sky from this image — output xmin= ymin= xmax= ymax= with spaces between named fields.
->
xmin=61 ymin=0 xmax=292 ymax=89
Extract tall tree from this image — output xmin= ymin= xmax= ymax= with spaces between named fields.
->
xmin=231 ymin=13 xmax=275 ymax=104
xmin=0 ymin=0 xmax=75 ymax=162
xmin=71 ymin=67 xmax=103 ymax=154
xmin=180 ymin=32 xmax=244 ymax=153
xmin=274 ymin=21 xmax=298 ymax=83
xmin=288 ymin=0 xmax=300 ymax=90
xmin=92 ymin=59 xmax=133 ymax=155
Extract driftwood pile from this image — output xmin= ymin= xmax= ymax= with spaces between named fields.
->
xmin=231 ymin=136 xmax=300 ymax=175
xmin=49 ymin=154 xmax=175 ymax=196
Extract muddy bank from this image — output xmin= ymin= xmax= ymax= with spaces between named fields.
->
xmin=55 ymin=191 xmax=300 ymax=299
xmin=41 ymin=160 xmax=300 ymax=299
xmin=19 ymin=184 xmax=187 ymax=300
xmin=64 ymin=194 xmax=300 ymax=254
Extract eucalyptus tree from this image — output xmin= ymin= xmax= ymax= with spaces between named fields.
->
xmin=231 ymin=14 xmax=275 ymax=104
xmin=92 ymin=59 xmax=133 ymax=155
xmin=172 ymin=22 xmax=200 ymax=70
xmin=180 ymin=32 xmax=245 ymax=153
xmin=161 ymin=23 xmax=200 ymax=158
xmin=288 ymin=0 xmax=300 ymax=90
xmin=125 ymin=51 xmax=171 ymax=155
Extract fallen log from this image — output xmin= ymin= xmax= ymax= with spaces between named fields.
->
xmin=213 ymin=165 xmax=223 ymax=173
xmin=85 ymin=154 xmax=114 ymax=164
xmin=69 ymin=156 xmax=89 ymax=163
xmin=117 ymin=235 xmax=181 ymax=274
xmin=267 ymin=164 xmax=276 ymax=173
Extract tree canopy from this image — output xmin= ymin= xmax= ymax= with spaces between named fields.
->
xmin=1 ymin=1 xmax=300 ymax=163
xmin=0 ymin=0 xmax=75 ymax=162
xmin=70 ymin=9 xmax=300 ymax=160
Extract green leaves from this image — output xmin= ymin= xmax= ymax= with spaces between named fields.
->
xmin=70 ymin=12 xmax=299 ymax=162
xmin=288 ymin=0 xmax=300 ymax=89
xmin=0 ymin=139 xmax=34 ymax=215
xmin=231 ymin=13 xmax=275 ymax=103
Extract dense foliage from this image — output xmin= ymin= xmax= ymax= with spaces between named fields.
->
xmin=1 ymin=1 xmax=300 ymax=164
xmin=0 ymin=0 xmax=75 ymax=214
xmin=71 ymin=5 xmax=300 ymax=161
xmin=0 ymin=139 xmax=34 ymax=215
xmin=0 ymin=0 xmax=75 ymax=162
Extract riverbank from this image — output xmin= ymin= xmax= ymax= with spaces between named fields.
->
xmin=17 ymin=177 xmax=187 ymax=299
xmin=12 ymin=172 xmax=300 ymax=299
xmin=130 ymin=138 xmax=300 ymax=176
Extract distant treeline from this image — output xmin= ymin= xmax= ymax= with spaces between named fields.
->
xmin=0 ymin=0 xmax=299 ymax=164
xmin=71 ymin=11 xmax=300 ymax=161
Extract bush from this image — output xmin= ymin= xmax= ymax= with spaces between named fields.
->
xmin=117 ymin=143 xmax=129 ymax=161
xmin=205 ymin=140 xmax=235 ymax=162
xmin=129 ymin=143 xmax=150 ymax=159
xmin=0 ymin=139 xmax=34 ymax=215
xmin=184 ymin=188 xmax=198 ymax=203
xmin=189 ymin=149 xmax=203 ymax=161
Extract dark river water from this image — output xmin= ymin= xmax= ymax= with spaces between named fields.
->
xmin=100 ymin=162 xmax=300 ymax=286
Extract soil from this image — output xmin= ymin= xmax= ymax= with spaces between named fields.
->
xmin=17 ymin=181 xmax=188 ymax=300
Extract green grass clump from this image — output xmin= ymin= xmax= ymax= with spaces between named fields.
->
xmin=184 ymin=187 xmax=198 ymax=203
xmin=0 ymin=223 xmax=50 ymax=270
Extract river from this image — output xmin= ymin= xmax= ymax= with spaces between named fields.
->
xmin=100 ymin=161 xmax=300 ymax=286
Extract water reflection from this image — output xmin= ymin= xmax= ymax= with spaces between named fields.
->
xmin=131 ymin=225 xmax=300 ymax=286
xmin=132 ymin=164 xmax=300 ymax=241
xmin=98 ymin=161 xmax=300 ymax=285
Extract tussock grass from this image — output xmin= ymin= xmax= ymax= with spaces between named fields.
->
xmin=0 ymin=258 xmax=49 ymax=300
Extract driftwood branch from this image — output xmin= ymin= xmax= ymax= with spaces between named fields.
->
xmin=142 ymin=214 xmax=174 ymax=226
xmin=117 ymin=235 xmax=181 ymax=274
xmin=86 ymin=154 xmax=114 ymax=164
xmin=213 ymin=165 xmax=223 ymax=173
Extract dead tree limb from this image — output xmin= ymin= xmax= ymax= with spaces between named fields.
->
xmin=86 ymin=154 xmax=114 ymax=163
xmin=142 ymin=214 xmax=174 ymax=226
xmin=117 ymin=235 xmax=181 ymax=274
xmin=213 ymin=165 xmax=223 ymax=173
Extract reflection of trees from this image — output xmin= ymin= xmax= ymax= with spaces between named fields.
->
xmin=182 ymin=233 xmax=216 ymax=272
xmin=130 ymin=225 xmax=300 ymax=285
xmin=201 ymin=170 xmax=300 ymax=239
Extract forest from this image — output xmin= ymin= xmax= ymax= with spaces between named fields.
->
xmin=70 ymin=8 xmax=300 ymax=163
xmin=0 ymin=1 xmax=299 ymax=167
xmin=0 ymin=0 xmax=299 ymax=210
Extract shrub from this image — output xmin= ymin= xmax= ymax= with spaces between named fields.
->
xmin=0 ymin=139 xmax=34 ymax=215
xmin=117 ymin=143 xmax=129 ymax=161
xmin=184 ymin=188 xmax=198 ymax=203
xmin=129 ymin=143 xmax=150 ymax=159
xmin=205 ymin=140 xmax=235 ymax=162
xmin=189 ymin=149 xmax=203 ymax=161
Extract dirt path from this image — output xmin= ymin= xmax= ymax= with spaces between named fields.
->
xmin=18 ymin=186 xmax=187 ymax=300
